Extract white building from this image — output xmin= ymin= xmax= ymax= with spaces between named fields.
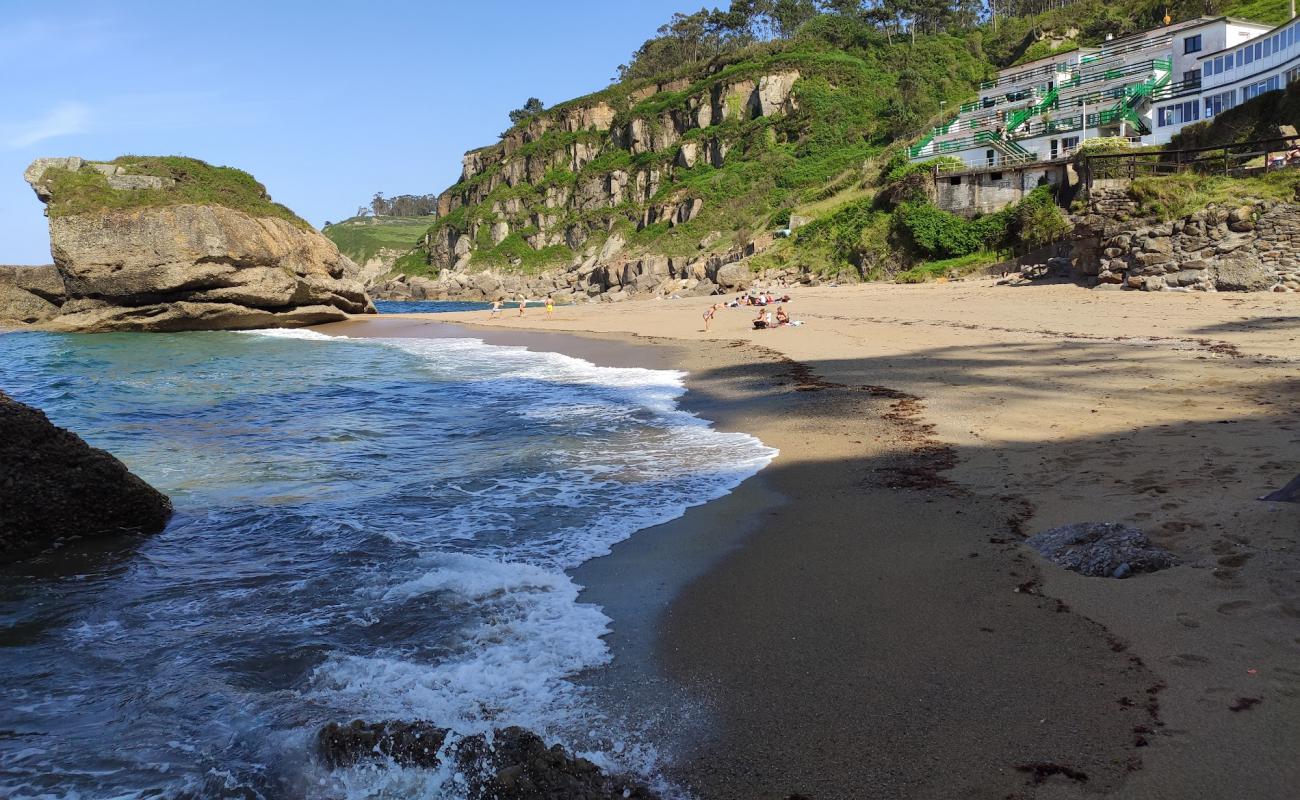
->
xmin=1150 ymin=14 xmax=1300 ymax=144
xmin=909 ymin=15 xmax=1290 ymax=168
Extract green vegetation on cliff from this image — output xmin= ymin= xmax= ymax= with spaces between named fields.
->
xmin=40 ymin=156 xmax=312 ymax=230
xmin=323 ymin=216 xmax=436 ymax=264
xmin=394 ymin=0 xmax=1296 ymax=283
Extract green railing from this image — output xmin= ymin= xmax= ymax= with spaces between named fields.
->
xmin=908 ymin=131 xmax=937 ymax=158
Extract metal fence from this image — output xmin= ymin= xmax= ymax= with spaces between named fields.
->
xmin=1081 ymin=134 xmax=1300 ymax=193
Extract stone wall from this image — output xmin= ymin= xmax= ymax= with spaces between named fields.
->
xmin=1070 ymin=191 xmax=1300 ymax=292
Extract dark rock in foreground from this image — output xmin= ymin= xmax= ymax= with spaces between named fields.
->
xmin=1026 ymin=522 xmax=1176 ymax=579
xmin=1259 ymin=473 xmax=1300 ymax=503
xmin=0 ymin=391 xmax=172 ymax=562
xmin=318 ymin=720 xmax=658 ymax=799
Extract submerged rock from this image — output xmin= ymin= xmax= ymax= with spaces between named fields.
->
xmin=16 ymin=156 xmax=375 ymax=332
xmin=1026 ymin=522 xmax=1176 ymax=578
xmin=317 ymin=721 xmax=658 ymax=799
xmin=0 ymin=391 xmax=172 ymax=562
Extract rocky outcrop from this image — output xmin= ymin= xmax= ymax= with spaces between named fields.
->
xmin=317 ymin=721 xmax=657 ymax=800
xmin=1 ymin=391 xmax=172 ymax=562
xmin=14 ymin=158 xmax=376 ymax=331
xmin=1027 ymin=522 xmax=1177 ymax=579
xmin=0 ymin=264 xmax=65 ymax=324
xmin=369 ymin=231 xmax=812 ymax=303
xmin=1072 ymin=194 xmax=1300 ymax=292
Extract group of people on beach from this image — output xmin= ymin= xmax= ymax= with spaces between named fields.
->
xmin=703 ymin=294 xmax=801 ymax=331
xmin=489 ymin=297 xmax=554 ymax=320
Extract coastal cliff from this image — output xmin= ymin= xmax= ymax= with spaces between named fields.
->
xmin=371 ymin=69 xmax=810 ymax=302
xmin=14 ymin=156 xmax=375 ymax=332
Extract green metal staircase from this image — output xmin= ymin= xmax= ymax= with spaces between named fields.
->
xmin=1005 ymin=86 xmax=1060 ymax=134
xmin=1101 ymin=58 xmax=1171 ymax=136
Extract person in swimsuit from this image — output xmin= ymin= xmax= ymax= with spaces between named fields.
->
xmin=545 ymin=297 xmax=554 ymax=318
xmin=775 ymin=305 xmax=790 ymax=326
xmin=518 ymin=298 xmax=527 ymax=316
xmin=703 ymin=303 xmax=718 ymax=331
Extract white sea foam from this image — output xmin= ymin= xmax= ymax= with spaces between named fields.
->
xmin=240 ymin=328 xmax=336 ymax=341
xmin=247 ymin=326 xmax=775 ymax=795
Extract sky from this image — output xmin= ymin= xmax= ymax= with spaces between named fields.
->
xmin=0 ymin=0 xmax=685 ymax=264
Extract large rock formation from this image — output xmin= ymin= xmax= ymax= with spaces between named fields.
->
xmin=0 ymin=264 xmax=65 ymax=324
xmin=0 ymin=391 xmax=172 ymax=562
xmin=15 ymin=157 xmax=375 ymax=331
xmin=317 ymin=721 xmax=657 ymax=800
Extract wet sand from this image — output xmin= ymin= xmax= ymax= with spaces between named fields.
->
xmin=321 ymin=280 xmax=1298 ymax=799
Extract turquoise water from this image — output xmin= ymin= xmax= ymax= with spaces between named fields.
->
xmin=373 ymin=300 xmax=490 ymax=314
xmin=0 ymin=328 xmax=774 ymax=798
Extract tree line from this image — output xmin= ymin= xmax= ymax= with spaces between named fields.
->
xmin=616 ymin=0 xmax=1088 ymax=80
xmin=354 ymin=192 xmax=439 ymax=219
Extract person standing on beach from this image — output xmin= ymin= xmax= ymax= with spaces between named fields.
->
xmin=545 ymin=296 xmax=554 ymax=319
xmin=518 ymin=297 xmax=527 ymax=317
xmin=703 ymin=303 xmax=718 ymax=331
xmin=490 ymin=299 xmax=502 ymax=319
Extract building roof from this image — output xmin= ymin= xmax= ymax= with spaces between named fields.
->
xmin=1197 ymin=15 xmax=1295 ymax=60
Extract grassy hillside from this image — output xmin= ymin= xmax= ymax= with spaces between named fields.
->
xmin=322 ymin=216 xmax=436 ymax=264
xmin=396 ymin=0 xmax=1296 ymax=283
xmin=39 ymin=156 xmax=311 ymax=229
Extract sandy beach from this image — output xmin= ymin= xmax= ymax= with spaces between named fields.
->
xmin=320 ymin=280 xmax=1298 ymax=799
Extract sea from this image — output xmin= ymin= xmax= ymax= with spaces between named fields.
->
xmin=0 ymin=303 xmax=775 ymax=798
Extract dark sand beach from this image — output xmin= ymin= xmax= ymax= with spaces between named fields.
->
xmin=319 ymin=281 xmax=1298 ymax=799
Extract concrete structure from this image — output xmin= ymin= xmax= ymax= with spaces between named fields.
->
xmin=931 ymin=162 xmax=1068 ymax=216
xmin=910 ymin=15 xmax=1289 ymax=169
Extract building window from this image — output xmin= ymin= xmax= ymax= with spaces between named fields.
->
xmin=949 ymin=176 xmax=962 ymax=186
xmin=1157 ymin=100 xmax=1199 ymax=127
xmin=1237 ymin=49 xmax=1244 ymax=67
xmin=990 ymin=172 xmax=1003 ymax=181
xmin=1242 ymin=76 xmax=1282 ymax=102
xmin=1183 ymin=69 xmax=1201 ymax=89
xmin=1288 ymin=66 xmax=1300 ymax=84
xmin=1205 ymin=90 xmax=1237 ymax=117
xmin=1184 ymin=35 xmax=1202 ymax=54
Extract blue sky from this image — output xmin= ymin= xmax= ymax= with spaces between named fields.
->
xmin=0 ymin=0 xmax=684 ymax=264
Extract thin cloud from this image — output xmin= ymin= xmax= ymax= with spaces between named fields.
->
xmin=1 ymin=103 xmax=92 ymax=149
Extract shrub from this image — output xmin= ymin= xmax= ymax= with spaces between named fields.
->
xmin=1013 ymin=186 xmax=1072 ymax=248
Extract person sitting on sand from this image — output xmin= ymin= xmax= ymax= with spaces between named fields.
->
xmin=752 ymin=308 xmax=767 ymax=329
xmin=775 ymin=306 xmax=790 ymax=326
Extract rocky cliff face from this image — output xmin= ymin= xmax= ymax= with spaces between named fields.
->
xmin=0 ymin=264 xmax=65 ymax=324
xmin=382 ymin=69 xmax=811 ymax=302
xmin=1071 ymin=193 xmax=1300 ymax=293
xmin=1 ymin=390 xmax=172 ymax=563
xmin=15 ymin=157 xmax=375 ymax=331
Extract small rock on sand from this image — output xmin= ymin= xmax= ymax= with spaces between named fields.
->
xmin=1026 ymin=522 xmax=1177 ymax=578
